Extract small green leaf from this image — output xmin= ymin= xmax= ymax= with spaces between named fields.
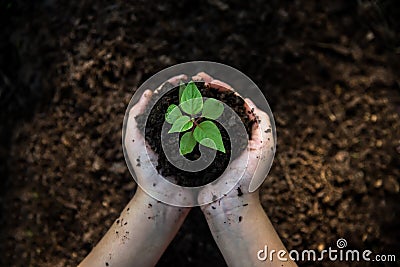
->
xmin=202 ymin=98 xmax=224 ymax=120
xmin=180 ymin=81 xmax=203 ymax=115
xmin=193 ymin=121 xmax=226 ymax=153
xmin=165 ymin=104 xmax=182 ymax=124
xmin=179 ymin=81 xmax=185 ymax=101
xmin=180 ymin=132 xmax=197 ymax=155
xmin=168 ymin=116 xmax=193 ymax=133
xmin=180 ymin=81 xmax=201 ymax=102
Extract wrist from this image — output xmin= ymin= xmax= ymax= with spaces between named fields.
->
xmin=134 ymin=187 xmax=190 ymax=221
xmin=201 ymin=191 xmax=261 ymax=222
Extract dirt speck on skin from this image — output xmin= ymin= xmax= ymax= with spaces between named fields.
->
xmin=237 ymin=187 xmax=243 ymax=197
xmin=136 ymin=157 xmax=141 ymax=167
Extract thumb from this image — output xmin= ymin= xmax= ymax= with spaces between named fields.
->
xmin=129 ymin=90 xmax=153 ymax=117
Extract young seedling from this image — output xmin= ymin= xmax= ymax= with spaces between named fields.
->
xmin=165 ymin=81 xmax=226 ymax=155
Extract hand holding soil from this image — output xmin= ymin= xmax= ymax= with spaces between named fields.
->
xmin=196 ymin=72 xmax=275 ymax=201
xmin=124 ymin=89 xmax=157 ymax=185
xmin=195 ymin=74 xmax=296 ymax=267
xmin=124 ymin=74 xmax=188 ymax=186
xmin=79 ymin=77 xmax=193 ymax=267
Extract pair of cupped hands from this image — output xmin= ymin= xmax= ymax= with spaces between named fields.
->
xmin=79 ymin=73 xmax=296 ymax=267
xmin=127 ymin=72 xmax=273 ymax=203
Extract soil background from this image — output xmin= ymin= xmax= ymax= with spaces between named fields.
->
xmin=1 ymin=0 xmax=399 ymax=266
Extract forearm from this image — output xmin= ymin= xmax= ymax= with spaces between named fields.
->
xmin=203 ymin=193 xmax=297 ymax=267
xmin=79 ymin=188 xmax=190 ymax=267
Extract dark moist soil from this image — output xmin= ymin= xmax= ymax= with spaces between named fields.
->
xmin=1 ymin=1 xmax=400 ymax=267
xmin=136 ymin=81 xmax=253 ymax=187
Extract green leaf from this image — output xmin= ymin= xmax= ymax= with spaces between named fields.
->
xmin=180 ymin=81 xmax=203 ymax=115
xmin=165 ymin=104 xmax=182 ymax=124
xmin=180 ymin=132 xmax=197 ymax=155
xmin=168 ymin=116 xmax=193 ymax=133
xmin=193 ymin=121 xmax=226 ymax=153
xmin=180 ymin=81 xmax=199 ymax=102
xmin=179 ymin=81 xmax=185 ymax=101
xmin=202 ymin=98 xmax=224 ymax=120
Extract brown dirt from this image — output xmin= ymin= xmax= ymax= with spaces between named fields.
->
xmin=136 ymin=81 xmax=253 ymax=187
xmin=1 ymin=0 xmax=399 ymax=266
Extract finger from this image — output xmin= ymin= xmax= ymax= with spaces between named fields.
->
xmin=243 ymin=97 xmax=256 ymax=121
xmin=244 ymin=100 xmax=275 ymax=193
xmin=125 ymin=91 xmax=158 ymax=177
xmin=244 ymin=98 xmax=272 ymax=144
xmin=167 ymin=74 xmax=188 ymax=86
xmin=192 ymin=72 xmax=213 ymax=82
xmin=248 ymin=136 xmax=275 ymax=193
xmin=127 ymin=90 xmax=152 ymax=143
xmin=208 ymin=79 xmax=234 ymax=92
xmin=129 ymin=90 xmax=153 ymax=118
xmin=154 ymin=74 xmax=188 ymax=95
xmin=244 ymin=98 xmax=261 ymax=142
